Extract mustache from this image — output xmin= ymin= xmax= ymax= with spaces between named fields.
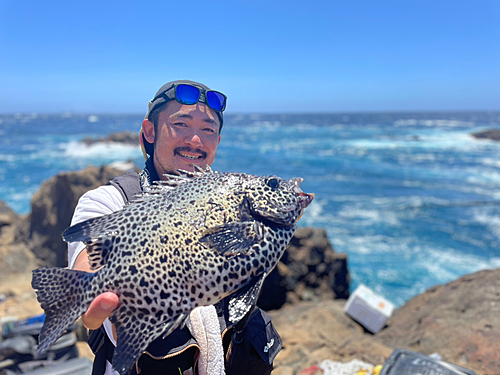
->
xmin=174 ymin=146 xmax=207 ymax=159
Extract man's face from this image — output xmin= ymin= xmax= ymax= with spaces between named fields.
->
xmin=143 ymin=100 xmax=221 ymax=179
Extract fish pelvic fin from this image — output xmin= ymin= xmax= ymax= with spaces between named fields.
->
xmin=199 ymin=222 xmax=264 ymax=258
xmin=63 ymin=216 xmax=117 ymax=271
xmin=31 ymin=267 xmax=96 ymax=355
xmin=229 ymin=273 xmax=267 ymax=324
xmin=85 ymin=235 xmax=113 ymax=270
xmin=110 ymin=305 xmax=187 ymax=375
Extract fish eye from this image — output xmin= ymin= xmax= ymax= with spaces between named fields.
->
xmin=266 ymin=177 xmax=279 ymax=189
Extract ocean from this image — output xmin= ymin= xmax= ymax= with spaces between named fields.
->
xmin=1 ymin=111 xmax=500 ymax=307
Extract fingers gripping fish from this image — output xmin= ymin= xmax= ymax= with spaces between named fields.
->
xmin=31 ymin=167 xmax=314 ymax=375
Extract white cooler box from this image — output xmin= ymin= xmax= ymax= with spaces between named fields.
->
xmin=344 ymin=284 xmax=394 ymax=333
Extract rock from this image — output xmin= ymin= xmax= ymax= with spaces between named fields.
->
xmin=0 ymin=201 xmax=18 ymax=229
xmin=258 ymin=227 xmax=349 ymax=311
xmin=269 ymin=300 xmax=393 ymax=374
xmin=376 ymin=268 xmax=500 ymax=375
xmin=81 ymin=131 xmax=139 ymax=146
xmin=471 ymin=129 xmax=500 ymax=141
xmin=0 ymin=201 xmax=35 ymax=278
xmin=27 ymin=164 xmax=139 ymax=267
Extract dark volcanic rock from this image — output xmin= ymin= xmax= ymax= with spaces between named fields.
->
xmin=28 ymin=164 xmax=138 ymax=267
xmin=0 ymin=201 xmax=36 ymax=278
xmin=258 ymin=227 xmax=349 ymax=311
xmin=471 ymin=129 xmax=500 ymax=141
xmin=82 ymin=131 xmax=139 ymax=146
xmin=376 ymin=268 xmax=500 ymax=375
xmin=0 ymin=201 xmax=18 ymax=229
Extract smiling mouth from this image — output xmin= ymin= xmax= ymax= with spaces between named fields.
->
xmin=174 ymin=147 xmax=207 ymax=160
xmin=179 ymin=153 xmax=201 ymax=160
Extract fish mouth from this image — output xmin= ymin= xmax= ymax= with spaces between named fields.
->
xmin=289 ymin=177 xmax=314 ymax=209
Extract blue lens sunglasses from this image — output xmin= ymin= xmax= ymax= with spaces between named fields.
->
xmin=149 ymin=83 xmax=227 ymax=114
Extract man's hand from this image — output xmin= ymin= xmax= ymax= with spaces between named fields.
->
xmin=82 ymin=292 xmax=119 ymax=330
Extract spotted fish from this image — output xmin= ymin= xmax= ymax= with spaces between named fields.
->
xmin=31 ymin=167 xmax=314 ymax=374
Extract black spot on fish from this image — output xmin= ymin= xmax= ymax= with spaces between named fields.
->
xmin=160 ymin=291 xmax=170 ymax=299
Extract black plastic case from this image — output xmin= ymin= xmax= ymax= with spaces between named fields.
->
xmin=380 ymin=349 xmax=477 ymax=375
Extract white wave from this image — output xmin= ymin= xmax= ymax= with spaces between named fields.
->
xmin=88 ymin=115 xmax=99 ymax=123
xmin=63 ymin=141 xmax=140 ymax=159
xmin=348 ymin=132 xmax=481 ymax=152
xmin=0 ymin=154 xmax=16 ymax=162
xmin=473 ymin=210 xmax=500 ymax=241
xmin=337 ymin=206 xmax=400 ymax=227
xmin=480 ymin=157 xmax=500 ymax=168
xmin=393 ymin=119 xmax=474 ymax=128
xmin=419 ymin=247 xmax=500 ymax=282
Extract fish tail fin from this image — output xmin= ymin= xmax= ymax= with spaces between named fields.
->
xmin=31 ymin=267 xmax=96 ymax=354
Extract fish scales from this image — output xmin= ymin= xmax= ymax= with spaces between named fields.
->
xmin=31 ymin=167 xmax=314 ymax=375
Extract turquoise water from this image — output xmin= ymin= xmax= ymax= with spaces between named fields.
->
xmin=1 ymin=111 xmax=500 ymax=306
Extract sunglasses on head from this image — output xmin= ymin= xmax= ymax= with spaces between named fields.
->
xmin=150 ymin=83 xmax=227 ymax=114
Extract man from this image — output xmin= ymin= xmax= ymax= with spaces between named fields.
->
xmin=68 ymin=80 xmax=281 ymax=375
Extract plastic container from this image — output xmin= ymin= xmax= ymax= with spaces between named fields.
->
xmin=344 ymin=284 xmax=394 ymax=333
xmin=380 ymin=349 xmax=477 ymax=375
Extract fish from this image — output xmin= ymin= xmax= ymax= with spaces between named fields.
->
xmin=31 ymin=167 xmax=314 ymax=374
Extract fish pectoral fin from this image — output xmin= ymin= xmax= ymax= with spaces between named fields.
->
xmin=199 ymin=222 xmax=263 ymax=258
xmin=228 ymin=273 xmax=267 ymax=324
xmin=85 ymin=235 xmax=113 ymax=270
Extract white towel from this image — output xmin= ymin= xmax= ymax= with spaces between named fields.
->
xmin=187 ymin=306 xmax=226 ymax=375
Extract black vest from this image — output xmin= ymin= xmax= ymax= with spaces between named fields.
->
xmin=88 ymin=171 xmax=281 ymax=375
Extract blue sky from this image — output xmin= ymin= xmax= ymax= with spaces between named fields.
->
xmin=1 ymin=0 xmax=499 ymax=114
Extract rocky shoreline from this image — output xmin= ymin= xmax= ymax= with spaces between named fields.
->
xmin=0 ymin=164 xmax=498 ymax=374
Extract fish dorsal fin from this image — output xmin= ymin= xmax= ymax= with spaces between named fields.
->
xmin=199 ymin=222 xmax=265 ymax=258
xmin=229 ymin=273 xmax=267 ymax=324
xmin=130 ymin=165 xmax=214 ymax=203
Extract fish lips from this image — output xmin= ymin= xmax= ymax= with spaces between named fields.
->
xmin=290 ymin=177 xmax=314 ymax=209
